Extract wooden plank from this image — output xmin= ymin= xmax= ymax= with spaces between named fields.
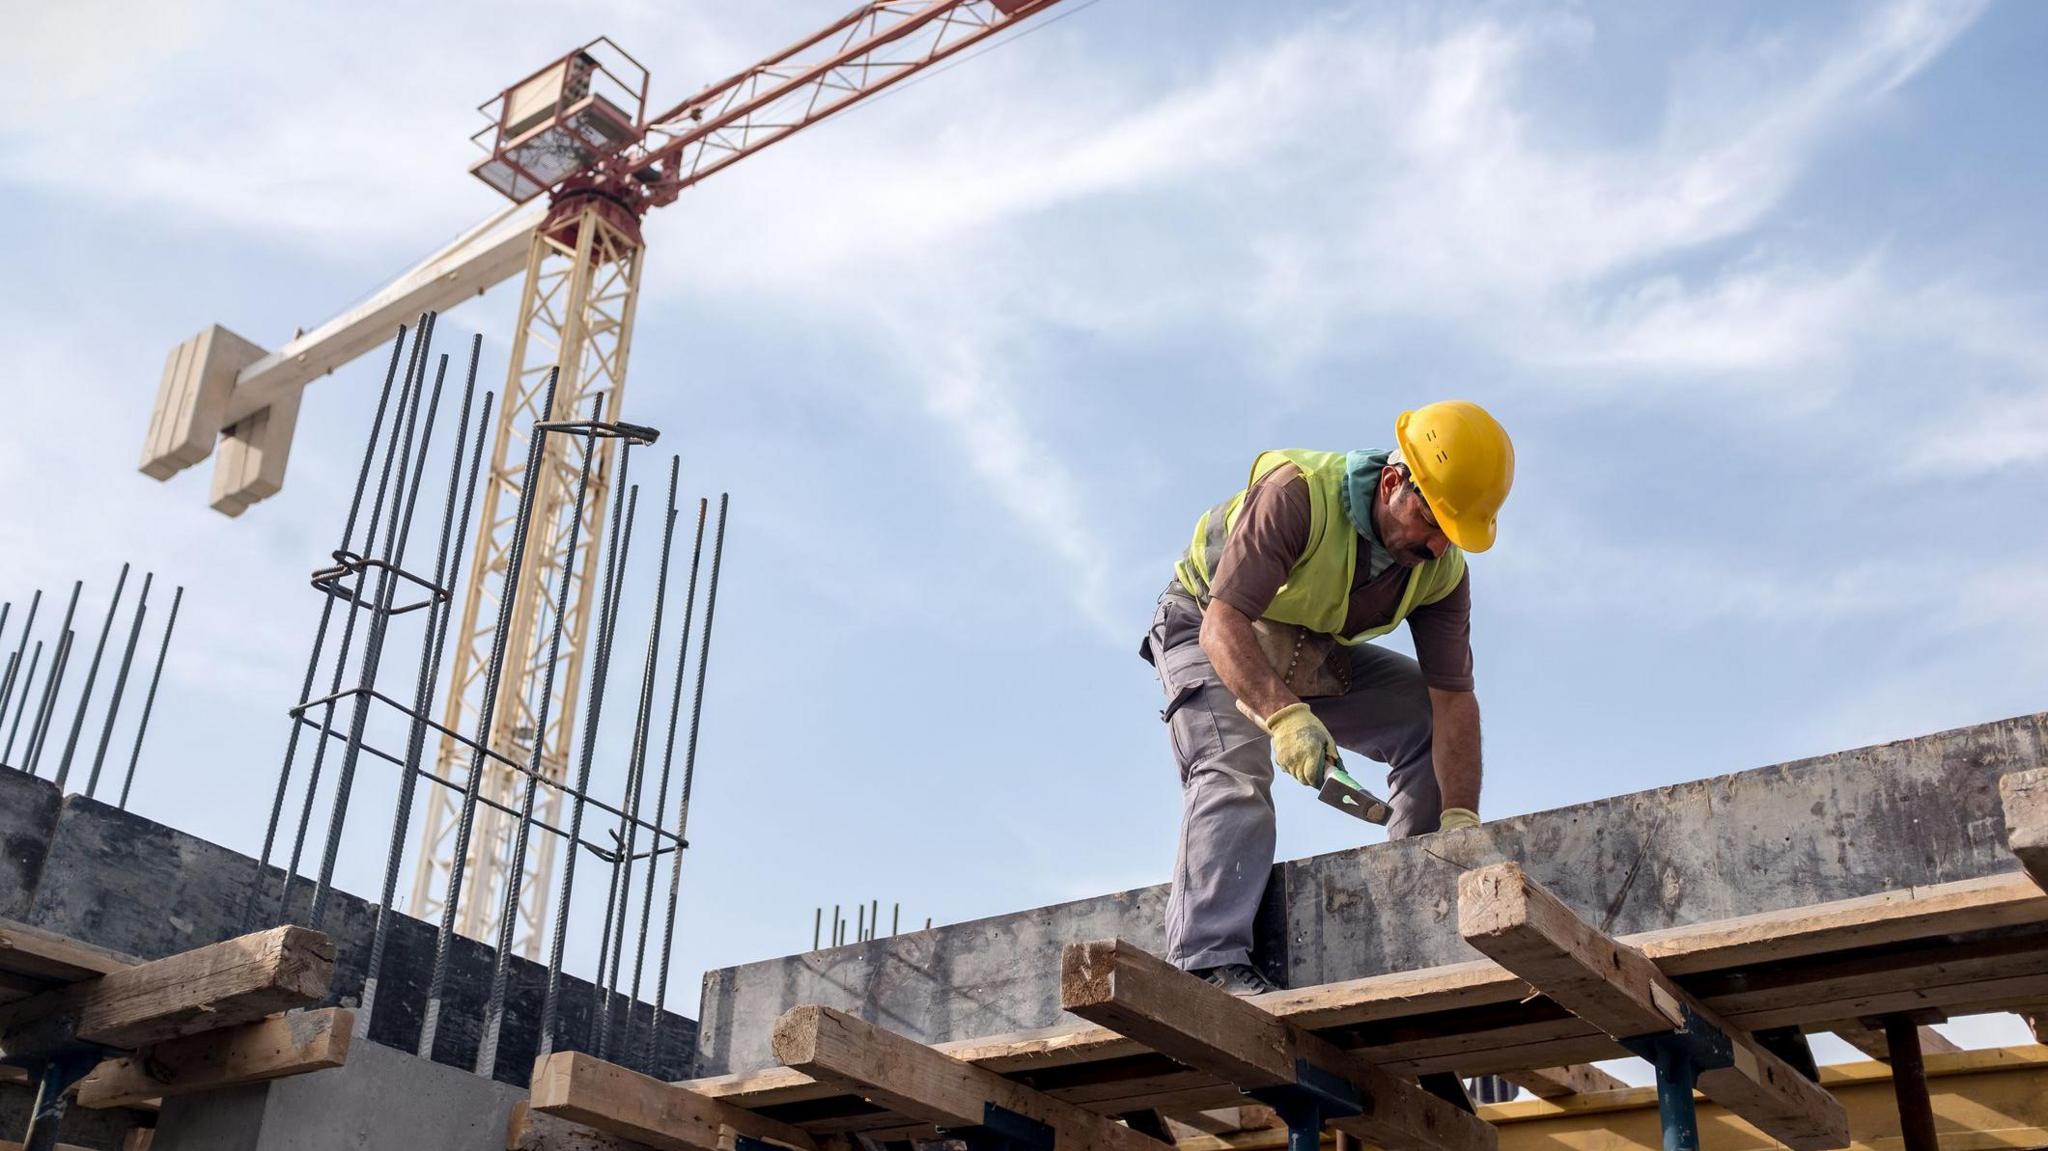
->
xmin=121 ymin=1132 xmax=153 ymax=1151
xmin=1459 ymin=863 xmax=1850 ymax=1151
xmin=1498 ymin=1064 xmax=1627 ymax=1098
xmin=0 ymin=926 xmax=332 ymax=1052
xmin=75 ymin=1007 xmax=352 ymax=1108
xmin=1060 ymin=940 xmax=1495 ymax=1151
xmin=507 ymin=1102 xmax=659 ymax=1151
xmin=1182 ymin=1048 xmax=2048 ymax=1151
xmin=686 ymin=872 xmax=2048 ymax=1130
xmin=530 ymin=1051 xmax=818 ymax=1151
xmin=1825 ymin=1021 xmax=1957 ymax=1064
xmin=0 ymin=917 xmax=139 ymax=984
xmin=2002 ymin=768 xmax=2048 ymax=890
xmin=773 ymin=1005 xmax=1168 ymax=1151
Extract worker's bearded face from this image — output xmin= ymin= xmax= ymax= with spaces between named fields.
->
xmin=1375 ymin=467 xmax=1453 ymax=566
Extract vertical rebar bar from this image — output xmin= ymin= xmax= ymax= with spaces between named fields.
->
xmin=308 ymin=349 xmax=449 ymax=928
xmin=243 ymin=325 xmax=413 ymax=930
xmin=473 ymin=397 xmax=606 ymax=1080
xmin=278 ymin=318 xmax=433 ymax=922
xmin=4 ymin=641 xmax=44 ymax=765
xmin=26 ymin=582 xmax=83 ymax=774
xmin=621 ymin=463 xmax=690 ymax=1057
xmin=586 ymin=487 xmax=653 ymax=1056
xmin=629 ymin=495 xmax=707 ymax=1066
xmin=600 ymin=459 xmax=680 ymax=1060
xmin=359 ymin=345 xmax=486 ymax=1037
xmin=0 ymin=589 xmax=36 ymax=730
xmin=282 ymin=317 xmax=434 ymax=917
xmin=537 ymin=453 xmax=642 ymax=1058
xmin=85 ymin=572 xmax=153 ymax=798
xmin=54 ymin=563 xmax=130 ymax=788
xmin=417 ymin=366 xmax=558 ymax=1062
xmin=119 ymin=587 xmax=182 ymax=811
xmin=26 ymin=630 xmax=75 ymax=775
xmin=813 ymin=908 xmax=822 ymax=950
xmin=645 ymin=493 xmax=730 ymax=1064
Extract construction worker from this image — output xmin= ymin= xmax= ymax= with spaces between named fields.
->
xmin=1142 ymin=401 xmax=1514 ymax=996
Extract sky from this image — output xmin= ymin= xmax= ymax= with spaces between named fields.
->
xmin=3 ymin=0 xmax=2045 ymax=1073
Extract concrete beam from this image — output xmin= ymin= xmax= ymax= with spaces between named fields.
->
xmin=0 ymin=767 xmax=694 ymax=1085
xmin=698 ymin=712 xmax=2048 ymax=1074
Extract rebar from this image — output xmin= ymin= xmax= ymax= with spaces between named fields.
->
xmin=622 ymin=464 xmax=693 ymax=1055
xmin=54 ymin=562 xmax=130 ymax=787
xmin=85 ymin=573 xmax=153 ymax=798
xmin=308 ymin=348 xmax=449 ymax=928
xmin=4 ymin=641 xmax=44 ymax=765
xmin=119 ymin=586 xmax=182 ymax=811
xmin=359 ymin=343 xmax=487 ymax=1036
xmin=587 ymin=483 xmax=647 ymax=1054
xmin=474 ymin=395 xmax=606 ymax=1080
xmin=417 ymin=367 xmax=558 ymax=1061
xmin=243 ymin=324 xmax=412 ymax=930
xmin=280 ymin=315 xmax=433 ymax=923
xmin=538 ymin=450 xmax=643 ymax=1057
xmin=26 ymin=582 xmax=83 ymax=774
xmin=646 ymin=492 xmax=730 ymax=1063
xmin=0 ymin=588 xmax=37 ymax=730
xmin=599 ymin=459 xmax=681 ymax=1059
xmin=26 ymin=630 xmax=76 ymax=775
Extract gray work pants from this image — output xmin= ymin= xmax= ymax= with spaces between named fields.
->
xmin=1144 ymin=589 xmax=1440 ymax=972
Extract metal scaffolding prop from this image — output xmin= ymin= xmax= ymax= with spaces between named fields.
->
xmin=0 ymin=565 xmax=184 ymax=808
xmin=240 ymin=318 xmax=732 ymax=1078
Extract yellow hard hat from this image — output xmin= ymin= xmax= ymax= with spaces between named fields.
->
xmin=1394 ymin=400 xmax=1515 ymax=553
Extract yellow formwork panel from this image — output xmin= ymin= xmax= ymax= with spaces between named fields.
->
xmin=1479 ymin=1047 xmax=2048 ymax=1151
xmin=1172 ymin=1048 xmax=2048 ymax=1151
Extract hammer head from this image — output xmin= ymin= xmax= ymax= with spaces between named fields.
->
xmin=1318 ymin=767 xmax=1390 ymax=825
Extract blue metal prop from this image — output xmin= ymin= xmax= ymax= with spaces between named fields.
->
xmin=1620 ymin=1002 xmax=1736 ymax=1151
xmin=1246 ymin=1058 xmax=1365 ymax=1151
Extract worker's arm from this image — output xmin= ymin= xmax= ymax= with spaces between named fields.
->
xmin=1198 ymin=598 xmax=1297 ymax=719
xmin=1429 ymin=687 xmax=1482 ymax=813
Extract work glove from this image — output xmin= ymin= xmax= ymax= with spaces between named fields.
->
xmin=1438 ymin=807 xmax=1480 ymax=831
xmin=1236 ymin=700 xmax=1338 ymax=788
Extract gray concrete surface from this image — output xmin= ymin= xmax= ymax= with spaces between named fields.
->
xmin=695 ymin=710 xmax=2048 ymax=1074
xmin=0 ymin=767 xmax=696 ymax=1083
xmin=151 ymin=1037 xmax=527 ymax=1151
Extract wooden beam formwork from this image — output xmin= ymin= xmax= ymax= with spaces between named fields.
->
xmin=1171 ymin=1048 xmax=2048 ymax=1151
xmin=675 ymin=871 xmax=2048 ymax=1139
xmin=75 ymin=1007 xmax=353 ymax=1109
xmin=1458 ymin=862 xmax=1850 ymax=1150
xmin=2002 ymin=768 xmax=2048 ymax=890
xmin=0 ymin=926 xmax=332 ymax=1053
xmin=529 ymin=1051 xmax=818 ymax=1151
xmin=773 ymin=1005 xmax=1172 ymax=1151
xmin=1060 ymin=940 xmax=1494 ymax=1151
xmin=1825 ymin=1020 xmax=1958 ymax=1064
xmin=1497 ymin=1064 xmax=1628 ymax=1099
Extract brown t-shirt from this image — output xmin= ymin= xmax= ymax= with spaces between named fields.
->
xmin=1205 ymin=465 xmax=1475 ymax=692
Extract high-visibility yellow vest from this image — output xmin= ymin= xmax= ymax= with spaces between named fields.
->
xmin=1174 ymin=449 xmax=1466 ymax=643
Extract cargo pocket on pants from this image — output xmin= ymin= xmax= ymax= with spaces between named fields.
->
xmin=1158 ymin=645 xmax=1224 ymax=785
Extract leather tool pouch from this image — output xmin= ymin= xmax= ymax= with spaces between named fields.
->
xmin=1248 ymin=619 xmax=1349 ymax=699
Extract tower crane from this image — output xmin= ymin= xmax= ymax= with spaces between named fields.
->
xmin=138 ymin=0 xmax=1067 ymax=957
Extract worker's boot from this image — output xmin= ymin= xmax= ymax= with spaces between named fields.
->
xmin=1192 ymin=963 xmax=1280 ymax=997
